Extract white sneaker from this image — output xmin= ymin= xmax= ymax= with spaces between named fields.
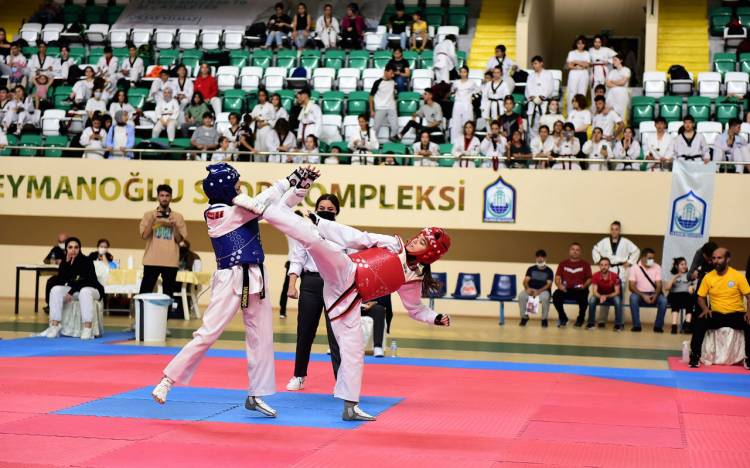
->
xmin=245 ymin=396 xmax=277 ymax=417
xmin=373 ymin=347 xmax=385 ymax=358
xmin=38 ymin=325 xmax=53 ymax=337
xmin=286 ymin=376 xmax=305 ymax=391
xmin=45 ymin=324 xmax=61 ymax=339
xmin=342 ymin=403 xmax=376 ymax=421
xmin=80 ymin=328 xmax=94 ymax=340
xmin=151 ymin=377 xmax=173 ymax=404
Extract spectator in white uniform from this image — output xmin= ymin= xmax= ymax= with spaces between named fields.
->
xmin=80 ymin=116 xmax=107 ymax=159
xmin=672 ymin=115 xmax=709 ymax=163
xmin=481 ymin=66 xmax=514 ymax=123
xmin=433 ymin=35 xmax=457 ymax=84
xmin=108 ymin=89 xmax=136 ymax=124
xmin=531 ymin=124 xmax=555 ymax=168
xmin=551 ymin=122 xmax=581 ymax=170
xmin=95 ymin=46 xmax=118 ymax=91
xmin=173 ymin=64 xmax=193 ymax=112
xmin=479 ymin=120 xmax=508 ymax=168
xmin=538 ymin=99 xmax=564 ymax=133
xmin=152 ymin=87 xmax=180 ymax=143
xmin=27 ymin=41 xmax=55 ymax=79
xmin=589 ymin=35 xmax=616 ymax=92
xmin=70 ymin=66 xmax=96 ymax=105
xmin=316 ymin=4 xmax=340 ymax=49
xmin=525 ymin=55 xmax=555 ymax=132
xmin=485 ymin=44 xmax=516 ymax=77
xmin=644 ymin=117 xmax=674 ymax=171
xmin=4 ymin=86 xmax=38 ymax=134
xmin=53 ymin=46 xmax=75 ymax=82
xmin=451 ymin=66 xmax=479 ymax=144
xmin=452 ymin=120 xmax=481 ymax=167
xmin=85 ymin=86 xmax=108 ymax=122
xmin=270 ymin=93 xmax=289 ymax=126
xmin=296 ymin=88 xmax=322 ymax=142
xmin=268 ymin=118 xmax=297 ymax=163
xmin=565 ymin=36 xmax=591 ymax=112
xmin=117 ymin=45 xmax=145 ymax=86
xmin=713 ymin=118 xmax=748 ymax=173
xmin=148 ymin=69 xmax=174 ymax=103
xmin=582 ymin=127 xmax=611 ymax=171
xmin=612 ymin=126 xmax=641 ymax=170
xmin=568 ymin=93 xmax=592 ymax=150
xmin=592 ymin=95 xmax=623 ymax=142
xmin=348 ymin=114 xmax=379 ymax=165
xmin=592 ymin=220 xmax=640 ymax=292
xmin=605 ymin=54 xmax=631 ymax=121
xmin=251 ymin=90 xmax=276 ymax=153
xmin=412 ymin=130 xmax=440 ymax=166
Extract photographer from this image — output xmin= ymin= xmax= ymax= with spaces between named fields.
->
xmin=138 ymin=184 xmax=187 ymax=315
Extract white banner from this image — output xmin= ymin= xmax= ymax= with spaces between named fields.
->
xmin=113 ymin=0 xmax=263 ymax=29
xmin=661 ymin=160 xmax=717 ymax=280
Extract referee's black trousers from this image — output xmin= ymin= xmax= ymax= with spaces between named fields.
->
xmin=293 ymin=272 xmax=341 ymax=378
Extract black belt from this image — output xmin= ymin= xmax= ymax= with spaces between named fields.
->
xmin=301 ymin=271 xmax=321 ymax=278
xmin=241 ymin=263 xmax=265 ymax=309
xmin=680 ymin=154 xmax=702 ymax=161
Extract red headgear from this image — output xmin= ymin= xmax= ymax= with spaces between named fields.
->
xmin=408 ymin=227 xmax=451 ymax=265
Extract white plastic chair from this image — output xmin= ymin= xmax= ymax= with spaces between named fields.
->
xmin=41 ymin=23 xmax=65 ymax=43
xmin=697 ymin=72 xmax=722 ymax=98
xmin=137 ymin=111 xmax=156 ymax=131
xmin=42 ymin=109 xmax=66 ymax=136
xmin=724 ymin=26 xmax=747 ymax=50
xmin=398 ymin=116 xmax=416 ymax=144
xmin=697 ymin=121 xmax=723 ymax=146
xmin=132 ymin=28 xmax=153 ymax=48
xmin=312 ymin=68 xmax=336 ymax=93
xmin=337 ymin=68 xmax=360 ymax=93
xmin=178 ymin=28 xmax=200 ymax=49
xmin=200 ymin=29 xmax=222 ymax=51
xmin=642 ymin=71 xmax=667 ymax=98
xmin=667 ymin=121 xmax=683 ymax=138
xmin=741 ymin=122 xmax=750 ymax=142
xmin=19 ymin=23 xmax=42 ymax=43
xmin=154 ymin=28 xmax=176 ymax=50
xmin=362 ymin=68 xmax=382 ymax=91
xmin=240 ymin=66 xmax=264 ymax=91
xmin=411 ymin=69 xmax=434 ymax=93
xmin=725 ymin=71 xmax=749 ymax=97
xmin=264 ymin=67 xmax=286 ymax=92
xmin=321 ymin=115 xmax=343 ymax=143
xmin=549 ymin=69 xmax=563 ymax=98
xmin=216 ymin=65 xmax=239 ymax=91
xmin=468 ymin=69 xmax=484 ymax=89
xmin=435 ymin=26 xmax=459 ymax=45
xmin=223 ymin=29 xmax=244 ymax=50
xmin=343 ymin=115 xmax=359 ymax=140
xmin=638 ymin=121 xmax=656 ymax=147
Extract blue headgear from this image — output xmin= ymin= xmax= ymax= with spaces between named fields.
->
xmin=203 ymin=163 xmax=240 ymax=204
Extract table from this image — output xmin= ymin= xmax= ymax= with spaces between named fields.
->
xmin=15 ymin=264 xmax=59 ymax=315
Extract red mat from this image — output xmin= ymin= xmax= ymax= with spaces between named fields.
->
xmin=531 ymin=403 xmax=681 ymax=428
xmin=668 ymin=356 xmax=748 ymax=374
xmin=681 ymin=413 xmax=750 ymax=433
xmin=520 ymin=421 xmax=684 ymax=448
xmin=0 ymin=414 xmax=186 ymax=440
xmin=0 ymin=433 xmax=132 ymax=465
xmin=0 ymin=392 xmax=93 ymax=414
xmin=688 ymin=450 xmax=750 ymax=468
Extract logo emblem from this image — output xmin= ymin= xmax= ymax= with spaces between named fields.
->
xmin=669 ymin=191 xmax=707 ymax=238
xmin=483 ymin=176 xmax=516 ymax=223
xmin=728 ymin=281 xmax=736 ymax=288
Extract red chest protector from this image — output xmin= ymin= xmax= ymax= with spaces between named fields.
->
xmin=349 ymin=245 xmax=406 ymax=302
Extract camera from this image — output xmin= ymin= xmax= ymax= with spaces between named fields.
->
xmin=156 ymin=208 xmax=171 ymax=219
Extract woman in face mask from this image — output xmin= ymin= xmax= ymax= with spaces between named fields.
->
xmin=105 ymin=110 xmax=135 ymax=159
xmin=284 ymin=194 xmax=343 ymax=392
xmin=88 ymin=238 xmax=114 ymax=263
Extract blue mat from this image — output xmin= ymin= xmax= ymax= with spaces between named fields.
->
xmin=54 ymin=386 xmax=402 ymax=429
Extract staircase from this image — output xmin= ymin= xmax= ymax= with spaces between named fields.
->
xmin=467 ymin=0 xmax=520 ymax=70
xmin=656 ymin=0 xmax=710 ymax=73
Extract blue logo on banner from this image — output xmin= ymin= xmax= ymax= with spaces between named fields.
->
xmin=483 ymin=177 xmax=516 ymax=223
xmin=669 ymin=190 xmax=707 ymax=237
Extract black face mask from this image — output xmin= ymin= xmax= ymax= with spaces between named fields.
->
xmin=316 ymin=210 xmax=336 ymax=221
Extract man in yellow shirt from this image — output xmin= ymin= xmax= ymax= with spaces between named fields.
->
xmin=689 ymin=248 xmax=750 ymax=369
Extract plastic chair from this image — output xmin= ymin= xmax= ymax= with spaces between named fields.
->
xmin=337 ymin=68 xmax=360 ymax=93
xmin=275 ymin=49 xmax=298 ymax=68
xmin=725 ymin=71 xmax=749 ymax=96
xmin=44 ymin=135 xmax=69 ymax=157
xmin=631 ymin=96 xmax=656 ymax=125
xmin=321 ymin=115 xmax=343 ymax=143
xmin=714 ymin=52 xmax=737 ymax=75
xmin=397 ymin=91 xmax=421 ymax=116
xmin=230 ymin=50 xmax=249 ymax=68
xmin=686 ymin=96 xmax=712 ymax=122
xmin=452 ymin=273 xmax=480 ymax=299
xmin=487 ymin=274 xmax=517 ymax=325
xmin=312 ymin=68 xmax=336 ymax=93
xmin=346 ymin=91 xmax=370 ymax=115
xmin=347 ymin=50 xmax=370 ymax=71
xmin=642 ymin=71 xmax=667 ymax=98
xmin=222 ymin=89 xmax=246 ymax=113
xmin=251 ymin=49 xmax=274 ymax=68
xmin=323 ymin=50 xmax=346 ymax=70
xmin=300 ymin=50 xmax=321 ymax=69
xmin=714 ymin=97 xmax=741 ymax=124
xmin=373 ymin=50 xmax=392 ymax=70
xmin=127 ymin=87 xmax=149 ymax=108
xmin=697 ymin=72 xmax=722 ymax=98
xmin=658 ymin=96 xmax=683 ymax=122
xmin=19 ymin=134 xmax=43 ymax=157
xmin=321 ymin=91 xmax=345 ymax=115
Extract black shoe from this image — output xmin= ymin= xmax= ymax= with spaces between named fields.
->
xmin=631 ymin=326 xmax=642 ymax=332
xmin=43 ymin=305 xmax=50 ymax=315
xmin=683 ymin=322 xmax=692 ymax=334
xmin=689 ymin=354 xmax=701 ymax=368
xmin=614 ymin=325 xmax=624 ymax=332
xmin=597 ymin=323 xmax=606 ymax=329
xmin=541 ymin=319 xmax=549 ymax=328
xmin=574 ymin=319 xmax=584 ymax=328
xmin=280 ymin=312 xmax=287 ymax=319
xmin=586 ymin=323 xmax=596 ymax=329
xmin=558 ymin=318 xmax=568 ymax=328
xmin=744 ymin=358 xmax=750 ymax=370
xmin=671 ymin=325 xmax=678 ymax=334
xmin=653 ymin=327 xmax=664 ymax=333
xmin=519 ymin=317 xmax=529 ymax=327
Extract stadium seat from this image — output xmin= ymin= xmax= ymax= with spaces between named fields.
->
xmin=178 ymin=28 xmax=200 ymax=50
xmin=347 ymin=50 xmax=370 ymax=70
xmin=240 ymin=66 xmax=263 ymax=91
xmin=631 ymin=96 xmax=656 ymax=125
xmin=468 ymin=69 xmax=484 ymax=88
xmin=380 ymin=142 xmax=408 ymax=165
xmin=312 ymin=68 xmax=336 ymax=93
xmin=668 ymin=71 xmax=694 ymax=96
xmin=710 ymin=6 xmax=733 ymax=36
xmin=323 ymin=50 xmax=345 ymax=70
xmin=230 ymin=50 xmax=249 ymax=68
xmin=342 ymin=115 xmax=360 ymax=140
xmin=107 ymin=28 xmax=129 ymax=48
xmin=362 ymin=68 xmax=382 ymax=91
xmin=667 ymin=120 xmax=683 ymax=137
xmin=658 ymin=96 xmax=683 ymax=122
xmin=347 ymin=91 xmax=370 ymax=115
xmin=154 ymin=28 xmax=176 ymax=49
xmin=19 ymin=23 xmax=42 ymax=43
xmin=487 ymin=274 xmax=517 ymax=301
xmin=264 ymin=67 xmax=286 ymax=92
xmin=41 ymin=109 xmax=66 ymax=136
xmin=286 ymin=67 xmax=311 ymax=89
xmin=411 ymin=69 xmax=433 ymax=93
xmin=739 ymin=6 xmax=750 ymax=29
xmin=741 ymin=122 xmax=750 ymax=141
xmin=714 ymin=97 xmax=741 ymax=124
xmin=725 ymin=71 xmax=749 ymax=97
xmin=62 ymin=4 xmax=83 ymax=24
xmin=403 ymin=50 xmax=419 ymax=70
xmin=425 ymin=7 xmax=444 ymax=28
xmin=181 ymin=50 xmax=203 ymax=74
xmin=447 ymin=7 xmax=469 ymax=34
xmin=686 ymin=96 xmax=712 ymax=122
xmin=511 ymin=94 xmax=526 ymax=115
xmin=0 ymin=134 xmax=17 ymax=156
xmin=18 ymin=134 xmax=42 ymax=157
xmin=157 ymin=49 xmax=180 ymax=66
xmin=364 ymin=27 xmax=385 ymax=52
xmin=724 ymin=26 xmax=747 ymax=50
xmin=300 ymin=50 xmax=321 ymax=69
xmin=83 ymin=5 xmax=106 ymax=24
xmin=216 ymin=66 xmax=239 ymax=91
xmin=107 ymin=4 xmax=125 ymax=25
xmin=337 ymin=68 xmax=360 ymax=93
xmin=113 ymin=47 xmax=129 ymax=61
xmin=638 ymin=121 xmax=656 ymax=146
xmin=452 ymin=272 xmax=480 ymax=299
xmin=245 ymin=91 xmax=259 ymax=110
xmin=456 ymin=50 xmax=467 ymax=69
xmin=421 ymin=271 xmax=447 ymax=298
xmin=127 ymin=87 xmax=149 ymax=108
xmin=740 ymin=53 xmax=750 ymax=74
xmin=397 ymin=92 xmax=421 ymax=116
xmin=373 ymin=50 xmax=392 ymax=70
xmin=44 ymin=136 xmax=69 ymax=157
xmin=549 ymin=69 xmax=563 ymax=98
xmin=41 ymin=23 xmax=65 ymax=43
xmin=714 ymin=53 xmax=737 ymax=75
xmin=132 ymin=28 xmax=153 ymax=48
xmin=277 ymin=89 xmax=297 ymax=113
xmin=223 ymin=29 xmax=244 ymax=50
xmin=420 ymin=50 xmax=433 ymax=69
xmin=697 ymin=121 xmax=723 ymax=145
xmin=275 ymin=49 xmax=297 ymax=68
xmin=222 ymin=89 xmax=246 ymax=113
xmin=321 ymin=91 xmax=345 ymax=115
xmin=321 ymin=115 xmax=343 ymax=143
xmin=698 ymin=72 xmax=722 ymax=98
xmin=200 ymin=29 xmax=222 ymax=51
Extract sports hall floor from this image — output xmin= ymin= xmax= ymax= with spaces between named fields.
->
xmin=1 ymin=298 xmax=749 ymax=467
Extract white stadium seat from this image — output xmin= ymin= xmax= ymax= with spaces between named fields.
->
xmin=398 ymin=116 xmax=416 ymax=144
xmin=264 ymin=67 xmax=286 ymax=92
xmin=321 ymin=115 xmax=343 ymax=143
xmin=468 ymin=69 xmax=484 ymax=89
xmin=132 ymin=28 xmax=153 ymax=48
xmin=697 ymin=72 xmax=722 ymax=98
xmin=41 ymin=109 xmax=66 ymax=136
xmin=240 ymin=66 xmax=264 ymax=91
xmin=200 ymin=29 xmax=222 ymax=51
xmin=154 ymin=28 xmax=176 ymax=49
xmin=19 ymin=23 xmax=42 ymax=43
xmin=724 ymin=26 xmax=747 ymax=50
xmin=411 ymin=69 xmax=434 ymax=93
xmin=108 ymin=28 xmax=130 ymax=48
xmin=667 ymin=121 xmax=682 ymax=137
xmin=178 ymin=28 xmax=200 ymax=49
xmin=741 ymin=122 xmax=750 ymax=142
xmin=337 ymin=68 xmax=360 ymax=93
xmin=85 ymin=24 xmax=110 ymax=44
xmin=435 ymin=26 xmax=459 ymax=44
xmin=697 ymin=121 xmax=723 ymax=146
xmin=362 ymin=68 xmax=382 ymax=91
xmin=137 ymin=111 xmax=156 ymax=131
xmin=725 ymin=71 xmax=749 ymax=97
xmin=343 ymin=115 xmax=360 ymax=141
xmin=216 ymin=66 xmax=239 ymax=91
xmin=41 ymin=23 xmax=64 ymax=43
xmin=223 ymin=29 xmax=244 ymax=50
xmin=312 ymin=68 xmax=336 ymax=93
xmin=638 ymin=121 xmax=656 ymax=146
xmin=642 ymin=71 xmax=667 ymax=98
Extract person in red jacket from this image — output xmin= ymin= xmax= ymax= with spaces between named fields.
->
xmin=194 ymin=63 xmax=221 ymax=116
xmin=341 ymin=3 xmax=365 ymax=50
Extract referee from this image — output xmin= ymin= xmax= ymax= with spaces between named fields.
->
xmin=285 ymin=194 xmax=342 ymax=391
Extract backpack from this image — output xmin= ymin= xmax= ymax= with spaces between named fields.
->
xmin=291 ymin=66 xmax=307 ymax=78
xmin=511 ymin=69 xmax=528 ymax=84
xmin=668 ymin=64 xmax=690 ymax=81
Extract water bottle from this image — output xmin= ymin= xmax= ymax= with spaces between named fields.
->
xmin=127 ymin=255 xmax=134 ymax=270
xmin=390 ymin=340 xmax=398 ymax=357
xmin=681 ymin=341 xmax=689 ymax=363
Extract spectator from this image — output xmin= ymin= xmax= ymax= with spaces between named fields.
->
xmin=117 ymin=44 xmax=144 ymax=87
xmin=568 ymin=93 xmax=592 ymax=149
xmin=433 ymin=34 xmax=457 ymax=83
xmin=54 ymin=46 xmax=74 ymax=83
xmin=194 ymin=63 xmax=221 ymax=116
xmin=0 ymin=87 xmax=8 ymax=125
xmin=525 ymin=55 xmax=555 ymax=131
xmin=644 ymin=116 xmax=674 ymax=171
xmin=268 ymin=118 xmax=297 ymax=163
xmin=291 ymin=2 xmax=313 ymax=50
xmin=237 ymin=113 xmax=257 ymax=161
xmin=270 ymin=93 xmax=290 ymax=124
xmin=173 ymin=64 xmax=193 ymax=111
xmin=518 ymin=249 xmax=554 ymax=327
xmin=486 ymin=44 xmax=517 ymax=77
xmin=370 ymin=65 xmax=399 ymax=142
xmin=591 ymin=220 xmax=639 ymax=302
xmin=5 ymin=43 xmax=28 ymax=89
xmin=0 ymin=29 xmax=10 ymax=58
xmin=612 ymin=126 xmax=640 ymax=170
xmin=296 ymin=88 xmax=322 ymax=142
xmin=382 ymin=3 xmax=408 ymax=50
xmin=410 ymin=11 xmax=428 ymax=52
xmin=387 ymin=47 xmax=411 ymax=93
xmin=265 ymin=2 xmax=293 ymax=49
xmin=348 ymin=113 xmax=378 ymax=164
xmin=690 ymin=241 xmax=718 ymax=289
xmin=399 ymin=88 xmax=442 ymax=141
xmin=181 ymin=92 xmax=210 ymax=137
xmin=582 ymin=127 xmax=611 ymax=171
xmin=80 ymin=116 xmax=107 ymax=159
xmin=507 ymin=130 xmax=531 ymax=168
xmin=106 ymin=110 xmax=135 ymax=159
xmin=551 ymin=122 xmax=581 ymax=170
xmin=222 ymin=112 xmax=242 ymax=156
xmin=589 ymin=35 xmax=616 ymax=92
xmin=587 ymin=257 xmax=623 ymax=330
xmin=552 ymin=242 xmax=592 ymax=327
xmin=605 ymin=54 xmax=631 ymax=121
xmin=250 ymin=89 xmax=275 ymax=153
xmin=481 ymin=66 xmax=514 ymax=123
xmin=85 ymin=86 xmax=108 ymax=122
xmin=530 ymin=124 xmax=554 ymax=168
xmin=191 ymin=112 xmax=220 ymax=160
xmin=178 ymin=239 xmax=201 ymax=272
xmin=42 ymin=232 xmax=67 ymax=313
xmin=210 ymin=136 xmax=232 ymax=162
xmin=590 ymin=84 xmax=607 ymax=113
xmin=713 ymin=117 xmax=747 ymax=173
xmin=316 ymin=4 xmax=340 ymax=49
xmin=480 ymin=120 xmax=507 ymax=168
xmin=452 ymin=120 xmax=480 ymax=167
xmin=451 ymin=66 xmax=479 ymax=144
xmin=673 ymin=115 xmax=709 ymax=163
xmin=28 ymin=41 xmax=55 ymax=79
xmin=89 ymin=238 xmax=115 ymax=268
xmin=689 ymin=248 xmax=750 ymax=369
xmin=0 ymin=126 xmax=6 ymax=150
xmin=152 ymin=87 xmax=180 ymax=144
xmin=39 ymin=237 xmax=105 ymax=340
xmin=138 ymin=184 xmax=187 ymax=318
xmin=665 ymin=257 xmax=695 ymax=334
xmin=300 ymin=134 xmax=320 ymax=164
xmin=31 ymin=73 xmax=50 ymax=111
xmin=108 ymin=89 xmax=136 ymax=124
xmin=412 ymin=129 xmax=439 ymax=166
xmin=566 ymin=36 xmax=591 ymax=113
xmin=95 ymin=46 xmax=118 ymax=88
xmin=361 ymin=296 xmax=390 ymax=356
xmin=4 ymin=86 xmax=37 ymax=135
xmin=628 ymin=247 xmax=668 ymax=332
xmin=341 ymin=3 xmax=365 ymax=50
xmin=498 ymin=95 xmax=525 ymax=140
xmin=538 ymin=99 xmax=563 ymax=132
xmin=148 ymin=69 xmax=173 ymax=103
xmin=592 ymin=95 xmax=623 ymax=142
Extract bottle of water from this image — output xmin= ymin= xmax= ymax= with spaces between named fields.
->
xmin=127 ymin=255 xmax=134 ymax=270
xmin=390 ymin=339 xmax=398 ymax=357
xmin=681 ymin=341 xmax=689 ymax=363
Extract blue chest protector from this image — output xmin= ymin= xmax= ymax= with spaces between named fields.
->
xmin=205 ymin=205 xmax=265 ymax=270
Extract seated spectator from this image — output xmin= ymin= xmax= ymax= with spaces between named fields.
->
xmin=69 ymin=67 xmax=96 ymax=107
xmin=486 ymin=44 xmax=517 ymax=77
xmin=106 ymin=110 xmax=135 ymax=159
xmin=530 ymin=124 xmax=554 ymax=168
xmin=552 ymin=242 xmax=592 ymax=327
xmin=4 ymin=86 xmax=38 ymax=135
xmin=152 ymin=88 xmax=180 ymax=144
xmin=688 ymin=248 xmax=750 ymax=369
xmin=268 ymin=118 xmax=297 ymax=163
xmin=270 ymin=93 xmax=290 ymax=124
xmin=551 ymin=122 xmax=581 ymax=170
xmin=665 ymin=257 xmax=695 ymax=335
xmin=497 ymin=95 xmax=525 ymax=140
xmin=452 ymin=120 xmax=480 ymax=167
xmin=582 ymin=127 xmax=611 ymax=171
xmin=592 ymin=95 xmax=623 ymax=142
xmin=612 ymin=126 xmax=640 ymax=170
xmin=525 ymin=55 xmax=555 ymax=132
xmin=713 ymin=118 xmax=747 ymax=173
xmin=507 ymin=130 xmax=532 ymax=168
xmin=480 ymin=120 xmax=507 ymax=168
xmin=341 ymin=3 xmax=365 ymax=50
xmin=605 ymin=54 xmax=631 ymax=121
xmin=433 ymin=34 xmax=457 ymax=83
xmin=178 ymin=240 xmax=201 ymax=271
xmin=644 ymin=116 xmax=673 ymax=171
xmin=381 ymin=3 xmax=408 ymax=50
xmin=348 ymin=114 xmax=378 ymax=165
xmin=80 ymin=116 xmax=107 ymax=159
xmin=5 ymin=43 xmax=28 ymax=89
xmin=412 ymin=130 xmax=439 ymax=166
xmin=370 ymin=65 xmax=399 ymax=142
xmin=236 ymin=113 xmax=257 ymax=161
xmin=299 ymin=134 xmax=320 ymax=164
xmin=265 ymin=3 xmax=293 ymax=49
xmin=539 ymin=99 xmax=563 ymax=133
xmin=211 ymin=136 xmax=232 ymax=162
xmin=88 ymin=238 xmax=114 ymax=264
xmin=117 ymin=44 xmax=145 ymax=87
xmin=399 ymin=88 xmax=442 ymax=140
xmin=387 ymin=48 xmax=411 ymax=93
xmin=181 ymin=92 xmax=210 ymax=137
xmin=291 ymin=2 xmax=313 ymax=50
xmin=628 ymin=247 xmax=668 ymax=333
xmin=173 ymin=64 xmax=193 ymax=111
xmin=0 ymin=29 xmax=10 ymax=59
xmin=410 ymin=11 xmax=428 ymax=52
xmin=191 ymin=112 xmax=220 ymax=160
xmin=85 ymin=86 xmax=108 ymax=122
xmin=587 ymin=257 xmax=623 ymax=330
xmin=54 ymin=46 xmax=75 ymax=83
xmin=95 ymin=46 xmax=118 ymax=90
xmin=673 ymin=115 xmax=709 ymax=163
xmin=518 ymin=249 xmax=554 ymax=327
xmin=28 ymin=41 xmax=55 ymax=79
xmin=0 ymin=87 xmax=9 ymax=124
xmin=296 ymin=88 xmax=322 ymax=142
xmin=222 ymin=112 xmax=242 ymax=155
xmin=109 ymin=89 xmax=136 ymax=125
xmin=251 ymin=89 xmax=276 ymax=154
xmin=39 ymin=237 xmax=104 ymax=340
xmin=194 ymin=63 xmax=221 ymax=116
xmin=361 ymin=295 xmax=390 ymax=357
xmin=326 ymin=145 xmax=342 ymax=164
xmin=316 ymin=4 xmax=340 ymax=49
xmin=148 ymin=69 xmax=173 ymax=103
xmin=568 ymin=93 xmax=591 ymax=149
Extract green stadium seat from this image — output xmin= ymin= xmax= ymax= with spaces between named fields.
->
xmin=448 ymin=7 xmax=469 ymax=34
xmin=181 ymin=50 xmax=203 ymax=71
xmin=171 ymin=138 xmax=192 ymax=149
xmin=83 ymin=5 xmax=106 ymax=25
xmin=511 ymin=94 xmax=525 ymax=115
xmin=310 ymin=90 xmax=322 ymax=103
xmin=300 ymin=50 xmax=321 ymax=69
xmin=713 ymin=53 xmax=736 ymax=75
xmin=63 ymin=5 xmax=83 ymax=24
xmin=158 ymin=49 xmax=180 ymax=66
xmin=47 ymin=47 xmax=61 ymax=58
xmin=710 ymin=7 xmax=733 ymax=36
xmin=328 ymin=141 xmax=351 ymax=164
xmin=425 ymin=7 xmax=444 ymax=28
xmin=739 ymin=7 xmax=750 ymax=28
xmin=53 ymin=86 xmax=73 ymax=111
xmin=740 ymin=53 xmax=750 ymax=74
xmin=380 ymin=142 xmax=408 ymax=165
xmin=22 ymin=47 xmax=38 ymax=57
xmin=44 ymin=136 xmax=69 ymax=157
xmin=346 ymin=91 xmax=370 ymax=115
xmin=403 ymin=50 xmax=419 ymax=70
xmin=685 ymin=96 xmax=711 ymax=122
xmin=420 ymin=50 xmax=433 ymax=69
xmin=631 ymin=96 xmax=656 ymax=125
xmin=19 ymin=134 xmax=42 ymax=157
xmin=88 ymin=47 xmax=105 ymax=66
xmin=222 ymin=89 xmax=246 ymax=113
xmin=1 ymin=134 xmax=17 ymax=156
xmin=380 ymin=5 xmax=395 ymax=25
xmin=323 ymin=50 xmax=345 ymax=70
xmin=347 ymin=50 xmax=370 ymax=70
xmin=127 ymin=88 xmax=149 ymax=108
xmin=456 ymin=51 xmax=467 ymax=69
xmin=397 ymin=91 xmax=421 ymax=116
xmin=245 ymin=91 xmax=259 ymax=111
xmin=373 ymin=50 xmax=392 ymax=70
xmin=230 ymin=50 xmax=249 ymax=68
xmin=438 ymin=143 xmax=455 ymax=167
xmin=277 ymin=89 xmax=297 ymax=113
xmin=715 ymin=97 xmax=741 ymax=124
xmin=107 ymin=5 xmax=125 ymax=25
xmin=113 ymin=48 xmax=129 ymax=61
xmin=275 ymin=49 xmax=297 ymax=68
xmin=658 ymin=96 xmax=682 ymax=122
xmin=69 ymin=47 xmax=86 ymax=65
